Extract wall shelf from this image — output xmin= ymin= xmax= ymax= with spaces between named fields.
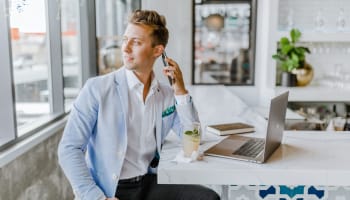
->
xmin=276 ymin=31 xmax=350 ymax=42
xmin=260 ymin=0 xmax=350 ymax=103
xmin=275 ymin=85 xmax=350 ymax=102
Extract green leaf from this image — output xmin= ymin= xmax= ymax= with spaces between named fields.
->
xmin=291 ymin=53 xmax=299 ymax=67
xmin=281 ymin=44 xmax=292 ymax=55
xmin=281 ymin=62 xmax=289 ymax=72
xmin=184 ymin=128 xmax=200 ymax=136
xmin=286 ymin=59 xmax=295 ymax=72
xmin=280 ymin=37 xmax=290 ymax=46
xmin=291 ymin=29 xmax=301 ymax=43
xmin=272 ymin=54 xmax=279 ymax=60
xmin=272 ymin=54 xmax=284 ymax=61
xmin=273 ymin=28 xmax=310 ymax=72
xmin=193 ymin=128 xmax=199 ymax=135
xmin=291 ymin=52 xmax=298 ymax=61
xmin=300 ymin=46 xmax=311 ymax=53
xmin=295 ymin=47 xmax=308 ymax=62
xmin=184 ymin=130 xmax=193 ymax=135
xmin=294 ymin=47 xmax=303 ymax=55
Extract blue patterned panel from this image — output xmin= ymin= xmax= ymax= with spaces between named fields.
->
xmin=280 ymin=186 xmax=305 ymax=198
xmin=228 ymin=185 xmax=350 ymax=200
xmin=259 ymin=186 xmax=276 ymax=198
xmin=308 ymin=186 xmax=325 ymax=199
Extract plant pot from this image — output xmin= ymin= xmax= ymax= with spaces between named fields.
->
xmin=292 ymin=62 xmax=314 ymax=86
xmin=281 ymin=72 xmax=297 ymax=87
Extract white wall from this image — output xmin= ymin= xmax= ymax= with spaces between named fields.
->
xmin=142 ymin=0 xmax=270 ymax=106
xmin=226 ymin=0 xmax=271 ymax=106
xmin=142 ymin=0 xmax=193 ymax=85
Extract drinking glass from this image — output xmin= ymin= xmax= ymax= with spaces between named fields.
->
xmin=333 ymin=117 xmax=346 ymax=131
xmin=314 ymin=8 xmax=326 ymax=32
xmin=182 ymin=122 xmax=201 ymax=157
xmin=336 ymin=8 xmax=346 ymax=32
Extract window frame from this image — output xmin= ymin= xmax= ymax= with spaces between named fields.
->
xmin=47 ymin=0 xmax=64 ymax=114
xmin=0 ymin=0 xmax=97 ymax=152
xmin=0 ymin=0 xmax=17 ymax=147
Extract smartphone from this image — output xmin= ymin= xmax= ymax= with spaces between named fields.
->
xmin=162 ymin=51 xmax=173 ymax=85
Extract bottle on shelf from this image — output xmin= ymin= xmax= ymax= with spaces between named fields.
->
xmin=344 ymin=113 xmax=350 ymax=131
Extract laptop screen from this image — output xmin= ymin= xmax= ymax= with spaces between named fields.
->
xmin=263 ymin=91 xmax=289 ymax=162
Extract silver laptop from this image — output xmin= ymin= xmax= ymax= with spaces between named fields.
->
xmin=204 ymin=91 xmax=289 ymax=163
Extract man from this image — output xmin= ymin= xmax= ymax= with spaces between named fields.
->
xmin=58 ymin=9 xmax=220 ymax=200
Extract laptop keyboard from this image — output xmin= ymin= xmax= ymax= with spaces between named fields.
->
xmin=233 ymin=138 xmax=265 ymax=158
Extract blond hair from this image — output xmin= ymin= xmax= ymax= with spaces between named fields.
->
xmin=129 ymin=9 xmax=169 ymax=47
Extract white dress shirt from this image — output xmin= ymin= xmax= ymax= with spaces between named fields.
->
xmin=120 ymin=69 xmax=158 ymax=179
xmin=120 ymin=69 xmax=191 ymax=179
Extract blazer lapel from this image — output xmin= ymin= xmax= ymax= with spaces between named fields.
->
xmin=114 ymin=68 xmax=129 ymax=133
xmin=154 ymin=87 xmax=163 ymax=153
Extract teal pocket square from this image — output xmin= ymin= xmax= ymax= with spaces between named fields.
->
xmin=162 ymin=105 xmax=175 ymax=118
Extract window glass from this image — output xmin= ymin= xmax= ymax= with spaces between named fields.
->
xmin=95 ymin=0 xmax=141 ymax=75
xmin=9 ymin=0 xmax=51 ymax=135
xmin=61 ymin=0 xmax=81 ymax=111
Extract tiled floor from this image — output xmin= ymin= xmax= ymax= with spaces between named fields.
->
xmin=227 ymin=185 xmax=350 ymax=200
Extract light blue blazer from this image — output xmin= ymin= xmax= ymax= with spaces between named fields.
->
xmin=58 ymin=67 xmax=199 ymax=200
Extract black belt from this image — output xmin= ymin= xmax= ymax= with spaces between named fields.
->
xmin=118 ymin=175 xmax=145 ymax=184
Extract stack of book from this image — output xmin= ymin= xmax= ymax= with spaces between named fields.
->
xmin=206 ymin=122 xmax=255 ymax=136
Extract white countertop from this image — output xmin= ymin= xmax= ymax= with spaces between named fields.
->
xmin=158 ymin=85 xmax=350 ymax=186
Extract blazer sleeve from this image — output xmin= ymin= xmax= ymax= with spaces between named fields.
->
xmin=57 ymin=79 xmax=106 ymax=200
xmin=172 ymin=95 xmax=200 ymax=138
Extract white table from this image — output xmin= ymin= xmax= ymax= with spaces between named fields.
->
xmin=157 ymin=85 xmax=350 ymax=199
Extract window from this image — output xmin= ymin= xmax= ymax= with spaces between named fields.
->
xmin=61 ymin=0 xmax=81 ymax=111
xmin=0 ymin=0 xmax=96 ymax=150
xmin=95 ymin=0 xmax=141 ymax=75
xmin=9 ymin=0 xmax=51 ymax=136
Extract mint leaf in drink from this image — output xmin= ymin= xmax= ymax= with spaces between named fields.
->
xmin=184 ymin=125 xmax=200 ymax=138
xmin=184 ymin=130 xmax=193 ymax=135
xmin=193 ymin=128 xmax=199 ymax=136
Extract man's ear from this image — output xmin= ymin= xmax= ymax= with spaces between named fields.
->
xmin=154 ymin=45 xmax=164 ymax=58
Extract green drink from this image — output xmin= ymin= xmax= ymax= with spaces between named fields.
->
xmin=182 ymin=122 xmax=201 ymax=157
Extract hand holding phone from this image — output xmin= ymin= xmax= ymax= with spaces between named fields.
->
xmin=162 ymin=51 xmax=173 ymax=85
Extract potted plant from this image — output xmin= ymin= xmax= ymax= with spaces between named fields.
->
xmin=272 ymin=28 xmax=312 ymax=87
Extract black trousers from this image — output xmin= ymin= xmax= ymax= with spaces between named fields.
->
xmin=115 ymin=174 xmax=220 ymax=200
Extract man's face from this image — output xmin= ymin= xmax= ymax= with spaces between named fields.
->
xmin=122 ymin=23 xmax=161 ymax=73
